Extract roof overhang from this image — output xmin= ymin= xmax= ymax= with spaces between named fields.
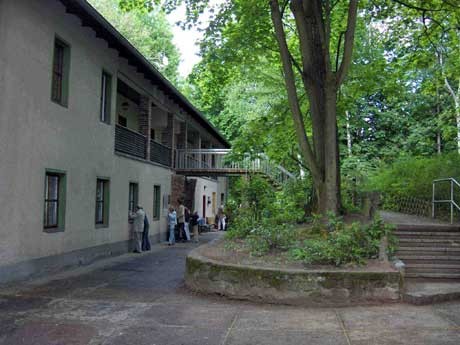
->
xmin=58 ymin=0 xmax=230 ymax=148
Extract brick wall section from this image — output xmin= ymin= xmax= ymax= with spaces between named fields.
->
xmin=171 ymin=174 xmax=186 ymax=209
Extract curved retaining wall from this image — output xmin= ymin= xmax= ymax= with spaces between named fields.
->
xmin=185 ymin=244 xmax=402 ymax=306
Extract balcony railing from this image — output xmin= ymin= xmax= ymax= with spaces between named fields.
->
xmin=175 ymin=149 xmax=295 ymax=184
xmin=115 ymin=125 xmax=146 ymax=159
xmin=150 ymin=139 xmax=172 ymax=167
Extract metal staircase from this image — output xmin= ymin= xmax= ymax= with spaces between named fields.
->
xmin=175 ymin=149 xmax=295 ymax=185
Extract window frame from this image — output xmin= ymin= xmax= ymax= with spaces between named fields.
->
xmin=128 ymin=182 xmax=139 ymax=214
xmin=44 ymin=169 xmax=67 ymax=232
xmin=153 ymin=185 xmax=161 ymax=221
xmin=95 ymin=178 xmax=110 ymax=228
xmin=51 ymin=37 xmax=71 ymax=107
xmin=100 ymin=71 xmax=112 ymax=124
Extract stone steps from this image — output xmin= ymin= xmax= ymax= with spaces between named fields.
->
xmin=394 ymin=231 xmax=460 ymax=238
xmin=405 ymin=272 xmax=460 ymax=279
xmin=394 ymin=223 xmax=460 ymax=281
xmin=398 ymin=238 xmax=460 ymax=246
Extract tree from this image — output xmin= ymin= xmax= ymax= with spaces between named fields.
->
xmin=89 ymin=0 xmax=181 ymax=83
xmin=119 ymin=0 xmax=459 ymax=214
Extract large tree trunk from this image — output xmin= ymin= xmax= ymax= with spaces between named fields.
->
xmin=270 ymin=0 xmax=357 ymax=214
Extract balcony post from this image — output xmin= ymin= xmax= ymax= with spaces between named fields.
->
xmin=139 ymin=95 xmax=151 ymax=160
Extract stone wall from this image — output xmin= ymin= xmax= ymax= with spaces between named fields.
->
xmin=185 ymin=244 xmax=402 ymax=307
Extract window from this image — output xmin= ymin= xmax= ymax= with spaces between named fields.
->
xmin=129 ymin=182 xmax=139 ymax=213
xmin=100 ymin=71 xmax=112 ymax=124
xmin=221 ymin=193 xmax=225 ymax=205
xmin=153 ymin=185 xmax=161 ymax=220
xmin=118 ymin=115 xmax=127 ymax=127
xmin=51 ymin=38 xmax=70 ymax=106
xmin=95 ymin=178 xmax=110 ymax=227
xmin=44 ymin=171 xmax=66 ymax=231
xmin=150 ymin=128 xmax=155 ymax=141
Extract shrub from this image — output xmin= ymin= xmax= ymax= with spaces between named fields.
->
xmin=289 ymin=216 xmax=397 ymax=266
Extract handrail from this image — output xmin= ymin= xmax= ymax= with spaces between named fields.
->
xmin=174 ymin=149 xmax=296 ymax=185
xmin=432 ymin=177 xmax=460 ymax=224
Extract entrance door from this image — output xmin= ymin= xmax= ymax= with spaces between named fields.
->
xmin=202 ymin=195 xmax=206 ymax=220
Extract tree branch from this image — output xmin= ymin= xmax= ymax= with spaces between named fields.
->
xmin=335 ymin=0 xmax=358 ymax=87
xmin=269 ymin=0 xmax=322 ymax=183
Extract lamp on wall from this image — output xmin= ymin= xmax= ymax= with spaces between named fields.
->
xmin=203 ymin=185 xmax=207 ymax=190
xmin=207 ymin=196 xmax=211 ymax=205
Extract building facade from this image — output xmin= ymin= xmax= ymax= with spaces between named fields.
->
xmin=0 ymin=0 xmax=229 ymax=283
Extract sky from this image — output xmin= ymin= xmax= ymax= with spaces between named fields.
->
xmin=167 ymin=4 xmax=203 ymax=77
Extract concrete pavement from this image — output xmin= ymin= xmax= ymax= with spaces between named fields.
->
xmin=1 ymin=232 xmax=459 ymax=345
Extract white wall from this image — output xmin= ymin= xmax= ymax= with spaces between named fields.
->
xmin=0 ymin=0 xmax=175 ymax=266
xmin=193 ymin=177 xmax=224 ymax=222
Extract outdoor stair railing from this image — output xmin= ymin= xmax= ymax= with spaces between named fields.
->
xmin=175 ymin=149 xmax=295 ymax=185
xmin=432 ymin=177 xmax=460 ymax=224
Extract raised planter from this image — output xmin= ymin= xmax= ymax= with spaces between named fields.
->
xmin=185 ymin=242 xmax=402 ymax=306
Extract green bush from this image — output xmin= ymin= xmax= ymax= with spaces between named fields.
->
xmin=289 ymin=216 xmax=397 ymax=266
xmin=246 ymin=221 xmax=295 ymax=256
xmin=365 ymin=153 xmax=460 ymax=200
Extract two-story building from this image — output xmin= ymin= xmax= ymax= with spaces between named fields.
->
xmin=0 ymin=0 xmax=229 ymax=283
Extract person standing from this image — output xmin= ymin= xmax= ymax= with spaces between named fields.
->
xmin=217 ymin=205 xmax=226 ymax=231
xmin=184 ymin=207 xmax=191 ymax=241
xmin=177 ymin=200 xmax=185 ymax=242
xmin=191 ymin=210 xmax=199 ymax=243
xmin=142 ymin=213 xmax=151 ymax=251
xmin=167 ymin=207 xmax=177 ymax=246
xmin=129 ymin=205 xmax=145 ymax=253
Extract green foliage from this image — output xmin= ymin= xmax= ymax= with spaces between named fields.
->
xmin=246 ymin=221 xmax=295 ymax=257
xmin=290 ymin=216 xmax=397 ymax=266
xmin=90 ymin=0 xmax=180 ymax=83
xmin=366 ymin=153 xmax=460 ymax=201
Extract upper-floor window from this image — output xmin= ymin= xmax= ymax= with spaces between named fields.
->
xmin=100 ymin=71 xmax=112 ymax=124
xmin=44 ymin=170 xmax=66 ymax=231
xmin=51 ymin=38 xmax=70 ymax=107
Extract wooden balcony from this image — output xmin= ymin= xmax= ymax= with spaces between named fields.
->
xmin=115 ymin=124 xmax=146 ymax=159
xmin=115 ymin=125 xmax=172 ymax=167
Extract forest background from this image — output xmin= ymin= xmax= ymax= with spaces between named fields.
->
xmin=90 ymin=0 xmax=460 ymax=213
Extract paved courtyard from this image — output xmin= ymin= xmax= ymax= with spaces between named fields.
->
xmin=1 ymin=232 xmax=459 ymax=345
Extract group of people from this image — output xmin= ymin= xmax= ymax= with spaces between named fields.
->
xmin=167 ymin=200 xmax=200 ymax=245
xmin=129 ymin=205 xmax=151 ymax=254
xmin=129 ymin=200 xmax=226 ymax=252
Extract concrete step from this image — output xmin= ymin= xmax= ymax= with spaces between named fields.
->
xmin=396 ymin=224 xmax=460 ymax=232
xmin=397 ymin=246 xmax=460 ymax=253
xmin=403 ymin=279 xmax=460 ymax=305
xmin=397 ymin=254 xmax=460 ymax=261
xmin=406 ymin=266 xmax=460 ymax=274
xmin=401 ymin=258 xmax=460 ymax=265
xmin=405 ymin=272 xmax=460 ymax=279
xmin=406 ymin=262 xmax=460 ymax=272
xmin=398 ymin=238 xmax=460 ymax=245
xmin=394 ymin=231 xmax=460 ymax=238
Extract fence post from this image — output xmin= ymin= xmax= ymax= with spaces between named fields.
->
xmin=451 ymin=180 xmax=454 ymax=224
xmin=432 ymin=181 xmax=435 ymax=218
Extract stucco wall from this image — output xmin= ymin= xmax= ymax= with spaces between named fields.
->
xmin=0 ymin=0 xmax=178 ymax=266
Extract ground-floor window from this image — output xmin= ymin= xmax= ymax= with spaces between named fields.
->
xmin=96 ymin=178 xmax=110 ymax=227
xmin=44 ymin=170 xmax=66 ymax=231
xmin=153 ymin=185 xmax=161 ymax=220
xmin=129 ymin=182 xmax=139 ymax=213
